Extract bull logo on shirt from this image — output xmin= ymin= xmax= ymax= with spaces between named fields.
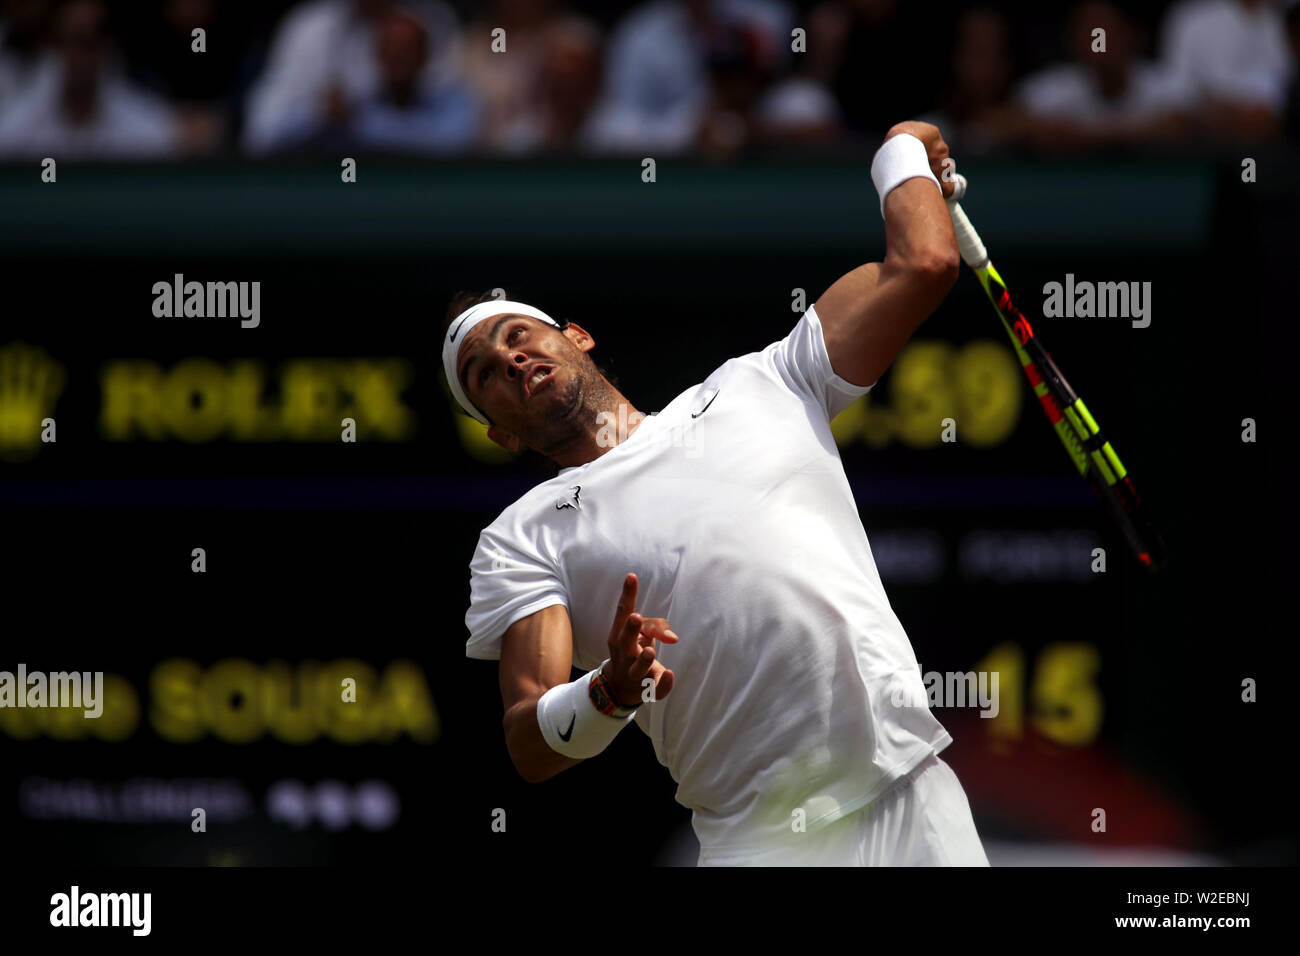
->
xmin=555 ymin=485 xmax=581 ymax=511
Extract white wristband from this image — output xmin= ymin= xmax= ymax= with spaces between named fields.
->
xmin=870 ymin=132 xmax=941 ymax=219
xmin=536 ymin=665 xmax=635 ymax=759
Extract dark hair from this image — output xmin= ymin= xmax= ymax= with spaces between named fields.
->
xmin=441 ymin=289 xmax=569 ymax=338
xmin=440 ymin=290 xmax=619 ymax=412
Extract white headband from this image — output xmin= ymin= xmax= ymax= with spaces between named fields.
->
xmin=443 ymin=299 xmax=562 ymax=425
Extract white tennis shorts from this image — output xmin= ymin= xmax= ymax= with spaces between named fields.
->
xmin=697 ymin=753 xmax=989 ymax=866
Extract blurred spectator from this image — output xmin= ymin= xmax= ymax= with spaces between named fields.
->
xmin=816 ymin=0 xmax=954 ymax=142
xmin=801 ymin=1 xmax=845 ymax=87
xmin=119 ymin=0 xmax=254 ymax=153
xmin=494 ymin=15 xmax=604 ymax=153
xmin=695 ymin=17 xmax=767 ymax=157
xmin=241 ymin=0 xmax=462 ymax=154
xmin=0 ymin=0 xmax=179 ymax=159
xmin=919 ymin=7 xmax=1021 ymax=155
xmin=458 ymin=0 xmax=558 ymax=150
xmin=585 ymin=0 xmax=793 ymax=154
xmin=1159 ymin=0 xmax=1294 ymax=140
xmin=1285 ymin=0 xmax=1300 ymax=136
xmin=694 ymin=16 xmax=839 ymax=157
xmin=349 ymin=9 xmax=478 ymax=151
xmin=752 ymin=9 xmax=840 ymax=147
xmin=1012 ymin=1 xmax=1191 ymax=149
xmin=255 ymin=9 xmax=479 ymax=153
xmin=7 ymin=0 xmax=1295 ymax=161
xmin=0 ymin=0 xmax=54 ymax=106
xmin=752 ymin=72 xmax=840 ymax=146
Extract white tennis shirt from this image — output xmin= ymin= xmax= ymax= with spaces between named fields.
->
xmin=465 ymin=306 xmax=952 ymax=852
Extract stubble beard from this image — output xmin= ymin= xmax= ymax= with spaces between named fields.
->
xmin=527 ymin=352 xmax=619 ymax=461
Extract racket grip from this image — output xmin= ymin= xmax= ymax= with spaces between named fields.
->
xmin=945 ymin=176 xmax=989 ymax=270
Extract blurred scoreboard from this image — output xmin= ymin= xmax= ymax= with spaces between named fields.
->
xmin=1 ymin=155 xmax=1268 ymax=863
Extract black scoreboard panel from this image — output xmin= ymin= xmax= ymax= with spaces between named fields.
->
xmin=0 ymin=157 xmax=1285 ymax=865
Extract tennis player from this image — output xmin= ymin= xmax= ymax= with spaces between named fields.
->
xmin=452 ymin=121 xmax=989 ymax=866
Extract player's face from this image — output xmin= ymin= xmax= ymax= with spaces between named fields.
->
xmin=456 ymin=314 xmax=596 ymax=442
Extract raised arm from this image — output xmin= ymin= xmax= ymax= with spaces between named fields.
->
xmin=815 ymin=122 xmax=960 ymax=388
xmin=499 ymin=573 xmax=677 ymax=783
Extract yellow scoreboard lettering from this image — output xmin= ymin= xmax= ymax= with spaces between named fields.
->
xmin=150 ymin=658 xmax=206 ymax=743
xmin=99 ymin=358 xmax=414 ymax=442
xmin=148 ymin=658 xmax=439 ymax=745
xmin=100 ymin=361 xmax=167 ymax=440
xmin=164 ymin=359 xmax=229 ymax=442
xmin=375 ymin=659 xmax=441 ymax=744
xmin=1031 ymin=643 xmax=1103 ymax=746
xmin=261 ymin=659 xmax=319 ymax=745
xmin=202 ymin=658 xmax=267 ymax=744
xmin=978 ymin=642 xmax=1024 ymax=746
xmin=0 ymin=673 xmax=139 ymax=741
xmin=975 ymin=641 xmax=1103 ymax=748
xmin=831 ymin=339 xmax=1022 ymax=450
xmin=951 ymin=340 xmax=1021 ymax=447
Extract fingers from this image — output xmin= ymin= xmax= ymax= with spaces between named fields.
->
xmin=615 ymin=610 xmax=642 ymax=664
xmin=628 ymin=640 xmax=657 ymax=684
xmin=605 ymin=574 xmax=680 ymax=704
xmin=638 ymin=617 xmax=679 ymax=645
xmin=930 ymin=145 xmax=953 ymax=198
xmin=946 ymin=174 xmax=967 ymax=204
xmin=938 ymin=167 xmax=955 ymax=198
xmin=607 ymin=573 xmax=638 ymax=642
xmin=627 ymin=617 xmax=675 ymax=683
xmin=627 ymin=620 xmax=679 ymax=686
xmin=653 ymin=665 xmax=674 ymax=701
xmin=626 ymin=657 xmax=674 ymax=705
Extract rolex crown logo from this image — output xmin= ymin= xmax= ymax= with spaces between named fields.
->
xmin=0 ymin=342 xmax=66 ymax=461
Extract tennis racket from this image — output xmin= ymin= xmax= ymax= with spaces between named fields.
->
xmin=945 ymin=174 xmax=1166 ymax=571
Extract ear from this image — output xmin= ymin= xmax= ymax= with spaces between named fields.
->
xmin=486 ymin=425 xmax=521 ymax=453
xmin=563 ymin=322 xmax=595 ymax=353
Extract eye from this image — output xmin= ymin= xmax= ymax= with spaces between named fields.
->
xmin=509 ymin=326 xmax=524 ymax=344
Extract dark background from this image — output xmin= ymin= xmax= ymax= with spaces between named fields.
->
xmin=0 ymin=146 xmax=1292 ymax=866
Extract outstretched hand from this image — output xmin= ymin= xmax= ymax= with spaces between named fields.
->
xmin=604 ymin=573 xmax=677 ymax=706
